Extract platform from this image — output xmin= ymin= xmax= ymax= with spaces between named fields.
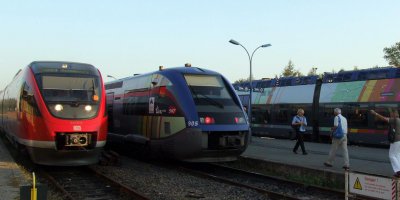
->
xmin=243 ymin=137 xmax=393 ymax=177
xmin=0 ymin=137 xmax=30 ymax=200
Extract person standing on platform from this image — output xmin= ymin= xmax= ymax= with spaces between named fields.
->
xmin=324 ymin=108 xmax=349 ymax=170
xmin=370 ymin=109 xmax=400 ymax=177
xmin=292 ymin=108 xmax=308 ymax=155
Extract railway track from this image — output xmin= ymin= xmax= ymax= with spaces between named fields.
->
xmin=179 ymin=163 xmax=344 ymax=200
xmin=39 ymin=166 xmax=149 ymax=200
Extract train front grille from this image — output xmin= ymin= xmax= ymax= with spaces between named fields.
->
xmin=55 ymin=132 xmax=97 ymax=150
xmin=205 ymin=131 xmax=247 ymax=150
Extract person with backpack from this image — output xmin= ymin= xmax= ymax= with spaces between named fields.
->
xmin=324 ymin=108 xmax=349 ymax=170
xmin=292 ymin=108 xmax=308 ymax=155
xmin=370 ymin=109 xmax=400 ymax=177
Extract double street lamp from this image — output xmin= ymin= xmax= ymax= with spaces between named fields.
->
xmin=229 ymin=39 xmax=271 ymax=137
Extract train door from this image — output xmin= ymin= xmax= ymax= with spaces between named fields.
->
xmin=106 ymin=92 xmax=114 ymax=132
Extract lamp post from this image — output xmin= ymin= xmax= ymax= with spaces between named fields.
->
xmin=229 ymin=39 xmax=271 ymax=140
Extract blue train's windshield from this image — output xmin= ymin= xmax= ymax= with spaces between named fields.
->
xmin=184 ymin=74 xmax=245 ymax=124
xmin=185 ymin=75 xmax=238 ymax=107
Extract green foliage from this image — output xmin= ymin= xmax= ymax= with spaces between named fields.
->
xmin=282 ymin=60 xmax=295 ymax=77
xmin=383 ymin=42 xmax=400 ymax=67
xmin=233 ymin=78 xmax=249 ymax=84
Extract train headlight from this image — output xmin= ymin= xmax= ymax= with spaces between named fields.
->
xmin=54 ymin=104 xmax=63 ymax=112
xmin=84 ymin=105 xmax=92 ymax=111
xmin=235 ymin=117 xmax=246 ymax=124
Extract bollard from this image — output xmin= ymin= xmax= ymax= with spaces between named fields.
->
xmin=31 ymin=172 xmax=37 ymax=200
xmin=20 ymin=172 xmax=47 ymax=200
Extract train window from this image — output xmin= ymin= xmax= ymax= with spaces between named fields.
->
xmin=343 ymin=104 xmax=368 ymax=128
xmin=184 ymin=75 xmax=240 ymax=108
xmin=373 ymin=104 xmax=399 ymax=129
xmin=369 ymin=71 xmax=389 ymax=80
xmin=123 ymin=93 xmax=148 ymax=115
xmin=252 ymin=106 xmax=269 ymax=124
xmin=358 ymin=72 xmax=367 ymax=81
xmin=260 ymin=81 xmax=269 ymax=88
xmin=271 ymin=104 xmax=290 ymax=124
xmin=318 ymin=104 xmax=339 ymax=127
xmin=21 ymin=82 xmax=40 ymax=116
xmin=40 ymin=76 xmax=101 ymax=103
xmin=185 ymin=74 xmax=245 ymax=124
xmin=105 ymin=81 xmax=123 ymax=90
xmin=342 ymin=73 xmax=352 ymax=81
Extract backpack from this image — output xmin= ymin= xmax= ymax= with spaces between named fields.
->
xmin=332 ymin=116 xmax=344 ymax=139
xmin=388 ymin=122 xmax=396 ymax=143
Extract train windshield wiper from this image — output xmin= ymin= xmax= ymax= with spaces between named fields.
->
xmin=189 ymin=85 xmax=224 ymax=109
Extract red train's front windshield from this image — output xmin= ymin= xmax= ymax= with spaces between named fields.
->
xmin=36 ymin=74 xmax=102 ymax=119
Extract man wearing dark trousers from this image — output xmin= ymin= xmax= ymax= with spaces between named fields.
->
xmin=292 ymin=108 xmax=308 ymax=155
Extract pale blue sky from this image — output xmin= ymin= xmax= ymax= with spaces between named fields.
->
xmin=0 ymin=1 xmax=399 ymax=89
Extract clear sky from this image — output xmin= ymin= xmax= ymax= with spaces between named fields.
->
xmin=0 ymin=0 xmax=399 ymax=89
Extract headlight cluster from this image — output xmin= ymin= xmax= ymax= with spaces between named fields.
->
xmin=53 ymin=104 xmax=92 ymax=112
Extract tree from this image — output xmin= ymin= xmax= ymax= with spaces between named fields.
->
xmin=293 ymin=70 xmax=303 ymax=77
xmin=234 ymin=78 xmax=248 ymax=84
xmin=383 ymin=42 xmax=400 ymax=67
xmin=233 ymin=75 xmax=255 ymax=84
xmin=282 ymin=60 xmax=296 ymax=77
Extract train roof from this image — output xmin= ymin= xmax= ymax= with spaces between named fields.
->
xmin=106 ymin=66 xmax=222 ymax=85
xmin=29 ymin=61 xmax=99 ymax=76
xmin=233 ymin=75 xmax=319 ymax=89
xmin=322 ymin=66 xmax=399 ymax=83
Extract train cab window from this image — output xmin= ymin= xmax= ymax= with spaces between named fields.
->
xmin=185 ymin=74 xmax=245 ymax=124
xmin=184 ymin=75 xmax=240 ymax=108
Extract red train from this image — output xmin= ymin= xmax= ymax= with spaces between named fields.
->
xmin=0 ymin=61 xmax=107 ymax=166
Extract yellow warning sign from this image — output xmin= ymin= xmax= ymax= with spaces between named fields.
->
xmin=353 ymin=177 xmax=363 ymax=190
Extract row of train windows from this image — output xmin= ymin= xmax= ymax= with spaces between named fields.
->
xmin=323 ymin=70 xmax=396 ymax=83
xmin=251 ymin=104 xmax=393 ymax=129
xmin=236 ymin=69 xmax=398 ymax=88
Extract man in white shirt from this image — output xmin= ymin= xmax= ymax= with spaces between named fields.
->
xmin=324 ymin=108 xmax=349 ymax=170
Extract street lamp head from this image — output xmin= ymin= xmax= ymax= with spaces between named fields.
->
xmin=229 ymin=39 xmax=240 ymax=45
xmin=107 ymin=75 xmax=117 ymax=80
xmin=261 ymin=44 xmax=272 ymax=48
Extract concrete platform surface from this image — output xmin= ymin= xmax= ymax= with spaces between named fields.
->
xmin=0 ymin=138 xmax=30 ymax=200
xmin=244 ymin=137 xmax=393 ymax=177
